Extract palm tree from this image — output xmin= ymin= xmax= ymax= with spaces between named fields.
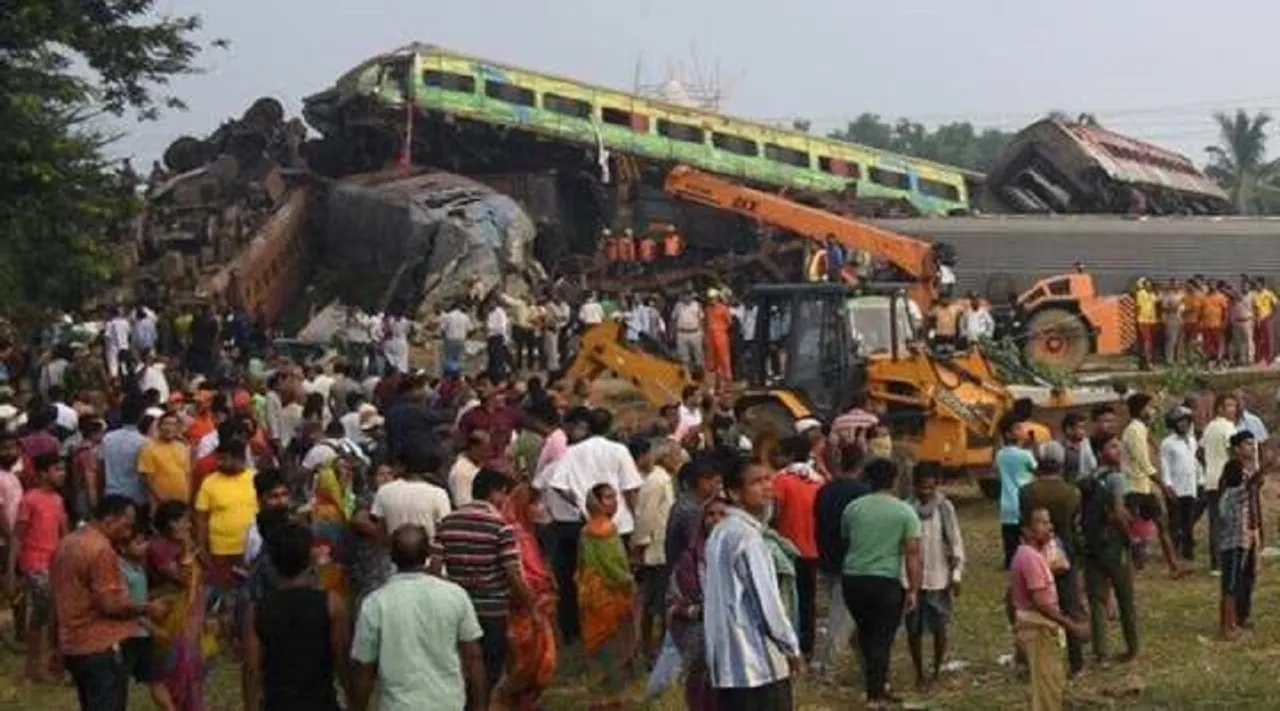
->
xmin=1204 ymin=109 xmax=1277 ymax=214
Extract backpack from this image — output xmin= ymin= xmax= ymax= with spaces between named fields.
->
xmin=1077 ymin=469 xmax=1116 ymax=556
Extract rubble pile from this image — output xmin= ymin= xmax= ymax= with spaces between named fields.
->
xmin=108 ymin=97 xmax=309 ymax=307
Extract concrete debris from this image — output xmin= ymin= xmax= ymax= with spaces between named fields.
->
xmin=320 ymin=169 xmax=545 ymax=318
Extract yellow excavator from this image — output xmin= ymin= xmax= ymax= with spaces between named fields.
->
xmin=565 ymin=282 xmax=1014 ymax=477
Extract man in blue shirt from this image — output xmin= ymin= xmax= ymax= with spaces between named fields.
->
xmin=996 ymin=422 xmax=1038 ymax=569
xmin=100 ymin=399 xmax=150 ymax=526
xmin=704 ymin=458 xmax=801 ymax=710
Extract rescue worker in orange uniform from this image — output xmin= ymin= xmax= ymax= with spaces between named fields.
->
xmin=704 ymin=288 xmax=734 ymax=390
xmin=637 ymin=231 xmax=658 ymax=269
xmin=662 ymin=226 xmax=684 ymax=263
xmin=617 ymin=228 xmax=636 ymax=263
xmin=1201 ymin=281 xmax=1230 ymax=364
xmin=600 ymin=227 xmax=618 ymax=277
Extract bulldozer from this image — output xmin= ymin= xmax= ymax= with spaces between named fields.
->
xmin=565 ymin=282 xmax=1014 ymax=478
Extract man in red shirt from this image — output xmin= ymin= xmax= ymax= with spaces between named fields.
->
xmin=12 ymin=452 xmax=69 ymax=682
xmin=771 ymin=434 xmax=824 ymax=659
xmin=458 ymin=389 xmax=520 ymax=471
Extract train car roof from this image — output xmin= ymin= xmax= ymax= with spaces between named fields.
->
xmin=338 ymin=42 xmax=980 ymax=179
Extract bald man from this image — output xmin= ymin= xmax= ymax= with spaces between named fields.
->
xmin=350 ymin=524 xmax=489 ymax=711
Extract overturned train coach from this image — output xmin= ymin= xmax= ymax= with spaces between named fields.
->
xmin=983 ymin=118 xmax=1231 ymax=216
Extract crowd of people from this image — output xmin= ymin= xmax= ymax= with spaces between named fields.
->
xmin=1132 ymin=274 xmax=1276 ymax=369
xmin=0 ymin=282 xmax=1275 ymax=711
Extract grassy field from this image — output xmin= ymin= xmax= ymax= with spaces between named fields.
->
xmin=3 ymin=479 xmax=1280 ymax=710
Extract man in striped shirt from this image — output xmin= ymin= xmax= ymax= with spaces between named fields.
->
xmin=829 ymin=392 xmax=880 ymax=468
xmin=704 ymin=459 xmax=802 ymax=710
xmin=431 ymin=469 xmax=531 ymax=693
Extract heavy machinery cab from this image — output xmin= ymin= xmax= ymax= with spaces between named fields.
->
xmin=742 ymin=283 xmax=914 ymax=421
xmin=741 ymin=282 xmax=1012 ymax=475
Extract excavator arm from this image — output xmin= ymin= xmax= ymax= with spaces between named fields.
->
xmin=564 ymin=321 xmax=693 ymax=407
xmin=663 ymin=166 xmax=939 ymax=308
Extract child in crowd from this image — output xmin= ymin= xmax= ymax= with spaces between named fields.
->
xmin=12 ymin=452 xmax=68 ymax=683
xmin=120 ymin=529 xmax=176 ymax=710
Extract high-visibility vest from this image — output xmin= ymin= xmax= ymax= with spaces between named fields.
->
xmin=638 ymin=238 xmax=657 ymax=263
xmin=663 ymin=231 xmax=683 ymax=257
xmin=603 ymin=237 xmax=619 ymax=261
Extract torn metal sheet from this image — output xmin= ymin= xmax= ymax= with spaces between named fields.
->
xmin=321 ymin=169 xmax=544 ymax=314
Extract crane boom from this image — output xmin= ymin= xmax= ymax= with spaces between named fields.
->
xmin=662 ymin=165 xmax=939 ymax=308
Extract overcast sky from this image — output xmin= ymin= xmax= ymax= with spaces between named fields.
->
xmin=121 ymin=0 xmax=1280 ymax=167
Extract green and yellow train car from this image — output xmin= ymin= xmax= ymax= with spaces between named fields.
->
xmin=305 ymin=43 xmax=973 ymax=216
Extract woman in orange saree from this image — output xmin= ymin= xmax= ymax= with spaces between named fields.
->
xmin=497 ymin=485 xmax=558 ymax=711
xmin=577 ymin=483 xmax=636 ymax=711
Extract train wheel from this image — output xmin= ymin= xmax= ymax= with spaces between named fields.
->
xmin=1023 ymin=308 xmax=1091 ymax=372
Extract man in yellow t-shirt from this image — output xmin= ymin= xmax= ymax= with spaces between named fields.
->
xmin=1252 ymin=277 xmax=1277 ymax=364
xmin=137 ymin=412 xmax=192 ymax=509
xmin=194 ymin=436 xmax=258 ymax=588
xmin=1133 ymin=278 xmax=1159 ymax=368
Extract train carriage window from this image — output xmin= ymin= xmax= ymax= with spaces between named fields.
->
xmin=917 ymin=177 xmax=961 ymax=202
xmin=601 ymin=106 xmax=649 ymax=133
xmin=657 ymin=119 xmax=705 ymax=144
xmin=422 ymin=70 xmax=476 ymax=94
xmin=484 ymin=80 xmax=536 ymax=107
xmin=818 ymin=155 xmax=861 ymax=179
xmin=869 ymin=167 xmax=910 ymax=190
xmin=543 ymin=93 xmax=592 ymax=119
xmin=764 ymin=143 xmax=810 ymax=168
xmin=712 ymin=132 xmax=759 ymax=157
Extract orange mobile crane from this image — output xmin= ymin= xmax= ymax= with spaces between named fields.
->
xmin=662 ymin=166 xmax=1134 ymax=372
xmin=663 ymin=165 xmax=943 ymax=312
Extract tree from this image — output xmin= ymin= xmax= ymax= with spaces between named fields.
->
xmin=828 ymin=113 xmax=1016 ymax=173
xmin=0 ymin=1 xmax=218 ymax=317
xmin=1204 ymin=109 xmax=1278 ymax=214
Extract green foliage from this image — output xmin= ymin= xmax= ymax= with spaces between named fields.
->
xmin=0 ymin=0 xmax=219 ymax=316
xmin=828 ymin=112 xmax=1015 ymax=173
xmin=1204 ymin=109 xmax=1280 ymax=214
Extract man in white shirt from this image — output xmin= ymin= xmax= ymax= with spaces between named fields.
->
xmin=371 ymin=448 xmax=452 ymax=543
xmin=676 ymin=385 xmax=703 ymax=441
xmin=138 ymin=351 xmax=170 ymax=404
xmin=103 ymin=306 xmax=132 ymax=378
xmin=531 ymin=407 xmax=593 ymax=644
xmin=578 ymin=293 xmax=605 ymax=326
xmin=630 ymin=438 xmax=677 ymax=660
xmin=1201 ymin=394 xmax=1240 ymax=573
xmin=447 ymin=430 xmax=488 ymax=507
xmin=960 ymin=292 xmax=995 ymax=345
xmin=485 ymin=302 xmax=511 ymax=381
xmin=542 ymin=297 xmax=571 ymax=371
xmin=671 ymin=292 xmax=704 ymax=371
xmin=546 ymin=408 xmax=643 ymax=534
xmin=439 ymin=304 xmax=472 ymax=372
xmin=1160 ymin=407 xmax=1200 ymax=561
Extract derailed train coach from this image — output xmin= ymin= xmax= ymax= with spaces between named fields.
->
xmin=983 ymin=118 xmax=1231 ymax=216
